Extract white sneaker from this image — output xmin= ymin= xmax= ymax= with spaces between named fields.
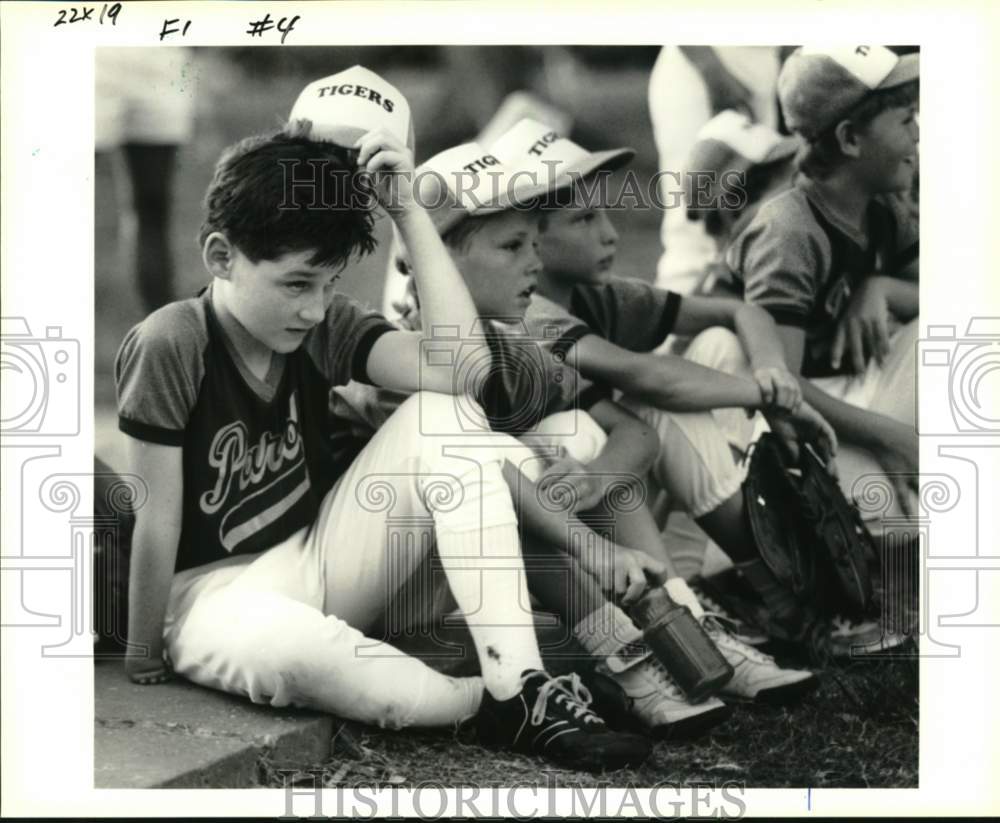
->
xmin=689 ymin=579 xmax=769 ymax=646
xmin=705 ymin=618 xmax=818 ymax=704
xmin=828 ymin=615 xmax=911 ymax=658
xmin=606 ymin=656 xmax=731 ymax=740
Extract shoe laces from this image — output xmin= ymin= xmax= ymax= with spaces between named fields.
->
xmin=693 ymin=587 xmax=733 ymax=621
xmin=641 ymin=656 xmax=685 ymax=700
xmin=527 ymin=672 xmax=598 ymax=727
xmin=702 ymin=613 xmax=774 ymax=665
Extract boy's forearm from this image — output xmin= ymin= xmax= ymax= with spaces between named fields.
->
xmin=126 ymin=525 xmax=179 ymax=664
xmin=393 ymin=208 xmax=490 ymax=396
xmin=877 ymin=276 xmax=919 ymax=321
xmin=500 ymin=461 xmax=614 ymax=560
xmin=623 ymin=355 xmax=764 ymax=413
xmin=799 ymin=377 xmax=899 ymax=449
xmin=394 ymin=209 xmax=481 ymax=342
xmin=734 ymin=304 xmax=789 ymax=371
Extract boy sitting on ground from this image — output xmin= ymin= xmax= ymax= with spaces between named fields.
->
xmin=490 ymin=118 xmax=896 ymax=658
xmin=721 ymin=46 xmax=920 ymax=519
xmin=114 ymin=67 xmax=651 ymax=773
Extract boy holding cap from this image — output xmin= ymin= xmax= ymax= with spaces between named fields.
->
xmin=490 ymin=119 xmax=900 ymax=658
xmin=723 ymin=46 xmax=920 ymax=517
xmin=115 ymin=66 xmax=653 ymax=773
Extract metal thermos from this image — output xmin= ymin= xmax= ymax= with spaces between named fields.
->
xmin=629 ymin=587 xmax=734 ymax=702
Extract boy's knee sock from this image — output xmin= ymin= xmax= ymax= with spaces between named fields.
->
xmin=573 ymin=601 xmax=649 ymax=671
xmin=435 ymin=523 xmax=545 ymax=701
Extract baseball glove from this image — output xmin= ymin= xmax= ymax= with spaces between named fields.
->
xmin=797 ymin=442 xmax=875 ymax=614
xmin=743 ymin=432 xmax=874 ymax=616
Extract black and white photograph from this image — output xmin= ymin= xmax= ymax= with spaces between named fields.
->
xmin=2 ymin=2 xmax=999 ymax=819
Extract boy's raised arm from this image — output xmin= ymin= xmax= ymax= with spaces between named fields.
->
xmin=123 ymin=437 xmax=183 ymax=684
xmin=356 ymin=130 xmax=489 ymax=398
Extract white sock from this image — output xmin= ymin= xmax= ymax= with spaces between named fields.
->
xmin=435 ymin=523 xmax=544 ymax=701
xmin=665 ymin=577 xmax=705 ymax=619
xmin=573 ymin=602 xmax=650 ymax=672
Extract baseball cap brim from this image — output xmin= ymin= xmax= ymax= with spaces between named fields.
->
xmin=557 ymin=146 xmax=636 ymax=182
xmin=878 ymin=52 xmax=919 ymax=90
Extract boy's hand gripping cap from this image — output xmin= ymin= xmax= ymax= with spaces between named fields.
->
xmin=290 ymin=65 xmax=415 ymax=150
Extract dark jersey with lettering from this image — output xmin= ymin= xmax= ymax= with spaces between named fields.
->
xmin=115 ymin=287 xmax=393 ymax=573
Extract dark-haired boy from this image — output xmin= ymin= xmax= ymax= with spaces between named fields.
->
xmin=114 ymin=67 xmax=650 ymax=773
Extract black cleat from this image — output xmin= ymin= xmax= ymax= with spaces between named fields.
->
xmin=474 ymin=669 xmax=652 ymax=772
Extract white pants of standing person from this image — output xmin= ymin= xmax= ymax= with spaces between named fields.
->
xmin=96 ymin=47 xmax=196 ymax=151
xmin=648 ymin=47 xmax=781 ymax=296
xmin=162 ymin=392 xmax=551 ymax=730
xmin=683 ymin=323 xmax=920 ymax=522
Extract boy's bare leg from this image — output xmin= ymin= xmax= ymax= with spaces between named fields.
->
xmin=581 ymin=500 xmax=682 ymax=576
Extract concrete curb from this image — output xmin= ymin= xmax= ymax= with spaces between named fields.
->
xmin=94 ymin=662 xmax=333 ymax=788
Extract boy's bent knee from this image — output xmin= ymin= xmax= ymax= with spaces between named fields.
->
xmin=685 ymin=327 xmax=749 ymax=375
xmin=399 ymin=390 xmax=493 ymax=437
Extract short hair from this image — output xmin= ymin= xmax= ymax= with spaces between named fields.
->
xmin=798 ymin=80 xmax=919 ymax=180
xmin=198 ymin=123 xmax=377 ymax=267
xmin=441 ymin=215 xmax=488 ymax=252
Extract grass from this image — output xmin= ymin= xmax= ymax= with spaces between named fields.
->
xmin=259 ymin=650 xmax=917 ymax=789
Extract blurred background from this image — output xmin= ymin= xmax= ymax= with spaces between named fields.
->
xmin=95 ymin=45 xmax=665 ymax=467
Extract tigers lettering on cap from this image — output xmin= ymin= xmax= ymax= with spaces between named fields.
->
xmin=289 ymin=65 xmax=414 ymax=150
xmin=490 ymin=118 xmax=635 ymax=186
xmin=416 ymin=142 xmax=557 ymax=235
xmin=778 ymin=46 xmax=919 ymax=140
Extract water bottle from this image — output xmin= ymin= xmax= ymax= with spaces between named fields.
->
xmin=628 ymin=587 xmax=734 ymax=702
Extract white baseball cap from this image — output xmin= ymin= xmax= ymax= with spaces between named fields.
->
xmin=289 ymin=65 xmax=414 ymax=150
xmin=778 ymin=46 xmax=919 ymax=139
xmin=683 ymin=110 xmax=799 ymax=219
xmin=416 ymin=142 xmax=555 ymax=235
xmin=490 ymin=118 xmax=634 ymax=186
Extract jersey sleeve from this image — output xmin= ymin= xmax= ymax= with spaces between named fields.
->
xmin=308 ymin=293 xmax=396 ymax=386
xmin=570 ymin=278 xmax=682 ymax=351
xmin=726 ymin=202 xmax=830 ymax=328
xmin=477 ymin=321 xmax=587 ymax=434
xmin=115 ymin=303 xmax=206 ymax=446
